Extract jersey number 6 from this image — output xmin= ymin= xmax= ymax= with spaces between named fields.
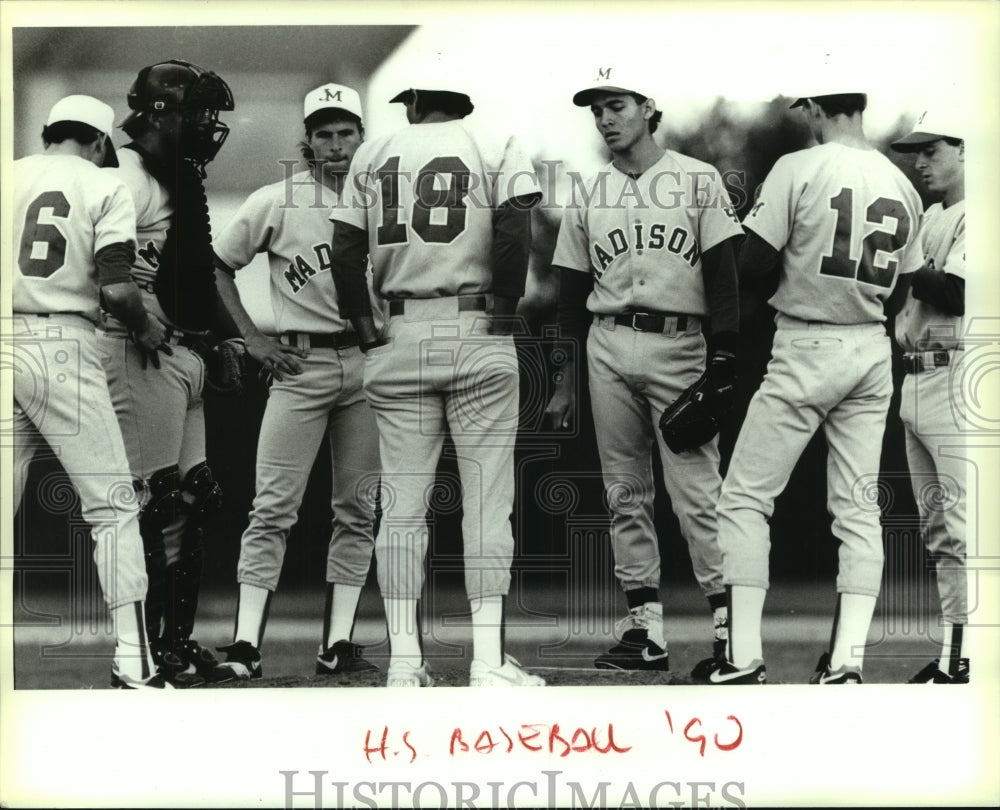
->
xmin=376 ymin=156 xmax=471 ymax=246
xmin=819 ymin=187 xmax=911 ymax=288
xmin=18 ymin=191 xmax=70 ymax=279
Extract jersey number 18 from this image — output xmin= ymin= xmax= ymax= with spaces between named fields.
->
xmin=376 ymin=156 xmax=471 ymax=246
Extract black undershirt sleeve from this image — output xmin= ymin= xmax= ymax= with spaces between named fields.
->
xmin=95 ymin=242 xmax=136 ymax=286
xmin=911 ymin=266 xmax=965 ymax=316
xmin=490 ymin=197 xmax=538 ymax=298
xmin=330 ymin=221 xmax=372 ymax=320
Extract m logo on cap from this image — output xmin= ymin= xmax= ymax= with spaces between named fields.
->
xmin=597 ymin=67 xmax=612 ymax=80
xmin=323 ymin=88 xmax=342 ymax=102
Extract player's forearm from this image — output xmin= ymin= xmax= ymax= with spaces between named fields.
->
xmin=330 ymin=221 xmax=373 ymax=320
xmin=100 ymin=282 xmax=156 ymax=333
xmin=490 ymin=201 xmax=533 ymax=298
xmin=214 ymin=260 xmax=265 ymax=341
xmin=701 ymin=236 xmax=740 ymax=336
xmin=884 ymin=272 xmax=913 ymax=319
xmin=911 ymin=267 xmax=965 ymax=317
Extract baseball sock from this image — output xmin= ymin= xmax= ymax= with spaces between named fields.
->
xmin=234 ymin=583 xmax=270 ymax=648
xmin=728 ymin=585 xmax=765 ymax=668
xmin=325 ymin=583 xmax=362 ymax=649
xmin=470 ymin=595 xmax=503 ymax=668
xmin=113 ymin=600 xmax=154 ymax=680
xmin=829 ymin=593 xmax=876 ymax=670
xmin=940 ymin=622 xmax=963 ymax=675
xmin=708 ymin=592 xmax=729 ymax=648
xmin=385 ymin=597 xmax=422 ymax=665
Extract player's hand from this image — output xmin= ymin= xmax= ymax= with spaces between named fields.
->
xmin=133 ymin=314 xmax=172 ymax=370
xmin=544 ymin=367 xmax=576 ymax=431
xmin=246 ymin=334 xmax=308 ymax=382
xmin=706 ymin=349 xmax=737 ymax=414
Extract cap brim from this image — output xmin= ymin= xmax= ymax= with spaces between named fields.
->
xmin=573 ymin=85 xmax=637 ymax=106
xmin=118 ymin=109 xmax=142 ymax=129
xmin=389 ymin=90 xmax=411 ymax=104
xmin=890 ymin=131 xmax=953 ymax=152
xmin=789 ymin=97 xmax=808 ymax=109
xmin=390 ymin=88 xmax=471 ymax=104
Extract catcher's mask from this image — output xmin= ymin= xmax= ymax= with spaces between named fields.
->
xmin=121 ymin=59 xmax=234 ymax=174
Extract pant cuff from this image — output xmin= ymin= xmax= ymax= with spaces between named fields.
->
xmin=237 ymin=577 xmax=278 ymax=592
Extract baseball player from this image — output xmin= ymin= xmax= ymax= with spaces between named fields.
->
xmin=545 ymin=68 xmax=741 ymax=677
xmin=889 ymin=110 xmax=969 ymax=684
xmin=12 ymin=95 xmax=170 ymax=689
xmin=330 ymin=69 xmax=545 ymax=688
xmin=97 ymin=59 xmax=236 ymax=687
xmin=709 ymin=87 xmax=923 ymax=684
xmin=211 ymin=83 xmax=381 ymax=680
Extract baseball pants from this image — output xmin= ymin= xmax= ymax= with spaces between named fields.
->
xmin=719 ymin=315 xmax=892 ymax=597
xmin=899 ymin=354 xmax=969 ymax=624
xmin=97 ymin=331 xmax=206 ymax=567
xmin=11 ymin=314 xmax=147 ymax=608
xmin=362 ymin=301 xmax=518 ymax=601
xmin=586 ymin=316 xmax=725 ymax=596
xmin=237 ymin=347 xmax=378 ymax=591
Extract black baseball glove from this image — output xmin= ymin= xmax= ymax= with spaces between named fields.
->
xmin=658 ymin=349 xmax=737 ymax=454
xmin=195 ymin=337 xmax=246 ymax=395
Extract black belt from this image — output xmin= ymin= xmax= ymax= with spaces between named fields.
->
xmin=281 ymin=331 xmax=360 ymax=350
xmin=388 ymin=295 xmax=488 ymax=317
xmin=903 ymin=350 xmax=954 ymax=374
xmin=609 ymin=312 xmax=689 ymax=333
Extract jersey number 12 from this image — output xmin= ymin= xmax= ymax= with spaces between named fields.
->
xmin=819 ymin=188 xmax=911 ymax=288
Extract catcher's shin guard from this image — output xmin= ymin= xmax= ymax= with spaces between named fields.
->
xmin=138 ymin=466 xmax=185 ymax=646
xmin=163 ymin=461 xmax=222 ymax=651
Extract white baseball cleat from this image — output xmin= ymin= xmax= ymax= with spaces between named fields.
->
xmin=111 ymin=671 xmax=175 ymax=690
xmin=386 ymin=660 xmax=434 ymax=688
xmin=469 ymin=655 xmax=546 ymax=687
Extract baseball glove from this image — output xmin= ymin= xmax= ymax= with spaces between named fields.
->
xmin=658 ymin=372 xmax=723 ymax=454
xmin=196 ymin=338 xmax=246 ymax=395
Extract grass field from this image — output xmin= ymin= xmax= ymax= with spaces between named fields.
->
xmin=12 ymin=579 xmax=948 ymax=689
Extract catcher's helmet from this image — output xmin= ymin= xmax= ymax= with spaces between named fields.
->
xmin=121 ymin=59 xmax=234 ymax=171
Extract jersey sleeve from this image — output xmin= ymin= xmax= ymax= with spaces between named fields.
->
xmin=551 ymin=201 xmax=592 ymax=274
xmin=92 ymin=175 xmax=137 ymax=253
xmin=214 ymin=187 xmax=278 ymax=271
xmin=941 ymin=213 xmax=965 ymax=279
xmin=695 ymin=167 xmax=744 ymax=251
xmin=107 ymin=153 xmax=153 ymax=224
xmin=332 ymin=141 xmax=374 ymax=230
xmin=494 ymin=134 xmax=542 ymax=209
xmin=742 ymin=154 xmax=796 ymax=251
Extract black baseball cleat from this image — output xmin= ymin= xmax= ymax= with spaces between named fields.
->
xmin=908 ymin=657 xmax=970 ymax=684
xmin=690 ymin=638 xmax=728 ymax=680
xmin=595 ymin=604 xmax=670 ymax=671
xmin=156 ymin=648 xmax=206 ymax=688
xmin=316 ymin=640 xmax=380 ymax=675
xmin=809 ymin=652 xmax=863 ymax=684
xmin=214 ymin=640 xmax=263 ymax=682
xmin=111 ymin=672 xmax=175 ymax=690
xmin=180 ymin=638 xmax=229 ymax=683
xmin=707 ymin=659 xmax=767 ymax=685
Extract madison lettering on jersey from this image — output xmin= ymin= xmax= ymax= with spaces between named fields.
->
xmin=283 ymin=242 xmax=334 ymax=294
xmin=592 ymin=222 xmax=701 ymax=276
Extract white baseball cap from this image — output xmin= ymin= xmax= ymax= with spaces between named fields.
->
xmin=47 ymin=94 xmax=116 ymax=134
xmin=388 ymin=53 xmax=472 ymax=102
xmin=303 ymin=83 xmax=363 ymax=123
xmin=891 ymin=108 xmax=965 ymax=151
xmin=787 ymin=51 xmax=865 ymax=108
xmin=573 ymin=67 xmax=650 ymax=106
xmin=46 ymin=94 xmax=118 ymax=166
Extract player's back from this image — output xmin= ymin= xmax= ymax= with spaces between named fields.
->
xmin=748 ymin=143 xmax=922 ymax=324
xmin=13 ymin=153 xmax=136 ymax=321
xmin=346 ymin=120 xmax=537 ymax=299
